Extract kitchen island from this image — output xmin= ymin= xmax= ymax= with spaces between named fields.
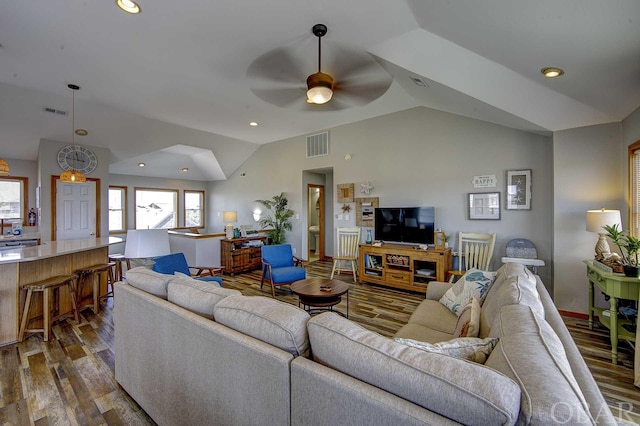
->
xmin=0 ymin=237 xmax=121 ymax=345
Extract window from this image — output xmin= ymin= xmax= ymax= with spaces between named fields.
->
xmin=0 ymin=176 xmax=28 ymax=226
xmin=630 ymin=141 xmax=640 ymax=237
xmin=184 ymin=190 xmax=205 ymax=228
xmin=108 ymin=186 xmax=127 ymax=233
xmin=134 ymin=187 xmax=178 ymax=229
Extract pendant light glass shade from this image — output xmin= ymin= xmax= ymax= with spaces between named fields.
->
xmin=306 ymin=72 xmax=334 ymax=104
xmin=61 ymin=84 xmax=87 ymax=184
xmin=0 ymin=158 xmax=9 ymax=175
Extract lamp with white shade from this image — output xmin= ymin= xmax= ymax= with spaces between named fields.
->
xmin=124 ymin=229 xmax=171 ymax=259
xmin=223 ymin=211 xmax=238 ymax=239
xmin=586 ymin=209 xmax=622 ymax=257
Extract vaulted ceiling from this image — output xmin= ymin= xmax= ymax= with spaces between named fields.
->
xmin=1 ymin=0 xmax=638 ymax=180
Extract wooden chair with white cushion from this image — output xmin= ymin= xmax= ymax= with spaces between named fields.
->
xmin=447 ymin=232 xmax=496 ymax=282
xmin=331 ymin=227 xmax=361 ymax=282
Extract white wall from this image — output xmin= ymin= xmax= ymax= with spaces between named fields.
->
xmin=553 ymin=123 xmax=625 ymax=312
xmin=209 ymin=106 xmax=554 ymax=287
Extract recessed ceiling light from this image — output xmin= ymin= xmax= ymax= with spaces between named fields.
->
xmin=116 ymin=0 xmax=141 ymax=14
xmin=541 ymin=67 xmax=565 ymax=78
xmin=138 ymin=162 xmax=145 ymax=167
xmin=249 ymin=122 xmax=258 ymax=127
xmin=75 ymin=129 xmax=88 ymax=136
xmin=181 ymin=168 xmax=189 ymax=172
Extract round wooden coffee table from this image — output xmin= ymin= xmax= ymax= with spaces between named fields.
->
xmin=290 ymin=278 xmax=349 ymax=318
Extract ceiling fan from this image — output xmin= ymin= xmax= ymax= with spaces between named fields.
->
xmin=247 ymin=24 xmax=393 ymax=111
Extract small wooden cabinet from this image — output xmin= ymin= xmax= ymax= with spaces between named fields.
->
xmin=359 ymin=243 xmax=451 ymax=292
xmin=221 ymin=236 xmax=267 ymax=276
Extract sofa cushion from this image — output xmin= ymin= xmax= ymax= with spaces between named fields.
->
xmin=125 ymin=266 xmax=172 ymax=299
xmin=394 ymin=336 xmax=498 ymax=364
xmin=485 ymin=304 xmax=593 ymax=425
xmin=453 ymin=297 xmax=480 ymax=338
xmin=393 ymin=323 xmax=455 ymax=344
xmin=167 ymin=273 xmax=241 ymax=319
xmin=213 ymin=295 xmax=311 ymax=357
xmin=308 ymin=312 xmax=520 ymax=426
xmin=439 ymin=269 xmax=496 ymax=315
xmin=405 ymin=299 xmax=457 ymax=334
xmin=479 ymin=264 xmax=544 ymax=338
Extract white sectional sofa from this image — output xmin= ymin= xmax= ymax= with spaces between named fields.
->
xmin=114 ymin=263 xmax=617 ymax=425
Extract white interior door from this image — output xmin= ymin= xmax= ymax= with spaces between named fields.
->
xmin=56 ymin=180 xmax=97 ymax=240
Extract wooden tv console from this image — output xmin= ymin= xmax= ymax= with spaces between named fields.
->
xmin=358 ymin=243 xmax=452 ymax=292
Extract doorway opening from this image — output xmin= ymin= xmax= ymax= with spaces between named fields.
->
xmin=307 ymin=184 xmax=324 ymax=262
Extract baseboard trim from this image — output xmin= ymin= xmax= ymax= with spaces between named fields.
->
xmin=559 ymin=310 xmax=589 ymax=320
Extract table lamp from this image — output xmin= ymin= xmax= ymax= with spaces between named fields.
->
xmin=586 ymin=209 xmax=622 ymax=257
xmin=223 ymin=211 xmax=238 ymax=239
xmin=124 ymin=229 xmax=171 ymax=259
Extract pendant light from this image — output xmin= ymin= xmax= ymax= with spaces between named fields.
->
xmin=306 ymin=24 xmax=334 ymax=105
xmin=0 ymin=158 xmax=9 ymax=175
xmin=60 ymin=84 xmax=87 ymax=184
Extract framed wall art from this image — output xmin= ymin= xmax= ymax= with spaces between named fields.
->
xmin=468 ymin=192 xmax=501 ymax=220
xmin=337 ymin=183 xmax=355 ymax=203
xmin=506 ymin=169 xmax=531 ymax=210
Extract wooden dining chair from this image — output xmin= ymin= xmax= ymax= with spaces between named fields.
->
xmin=331 ymin=227 xmax=362 ymax=282
xmin=447 ymin=232 xmax=496 ymax=282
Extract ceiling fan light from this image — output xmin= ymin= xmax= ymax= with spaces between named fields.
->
xmin=306 ymin=72 xmax=334 ymax=104
xmin=307 ymin=86 xmax=333 ymax=104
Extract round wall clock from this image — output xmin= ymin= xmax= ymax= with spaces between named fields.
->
xmin=57 ymin=145 xmax=98 ymax=175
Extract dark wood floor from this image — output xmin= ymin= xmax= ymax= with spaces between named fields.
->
xmin=1 ymin=260 xmax=639 ymax=425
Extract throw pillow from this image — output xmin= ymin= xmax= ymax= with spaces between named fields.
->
xmin=453 ymin=297 xmax=481 ymax=338
xmin=439 ymin=268 xmax=497 ymax=315
xmin=394 ymin=336 xmax=499 ymax=364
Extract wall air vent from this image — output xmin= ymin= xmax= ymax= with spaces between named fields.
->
xmin=306 ymin=131 xmax=329 ymax=158
xmin=43 ymin=106 xmax=68 ymax=116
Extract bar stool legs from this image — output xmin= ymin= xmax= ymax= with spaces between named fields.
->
xmin=18 ymin=274 xmax=79 ymax=342
xmin=108 ymin=254 xmax=130 ymax=282
xmin=75 ymin=263 xmax=116 ymax=314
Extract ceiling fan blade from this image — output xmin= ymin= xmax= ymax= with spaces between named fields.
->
xmin=251 ymin=87 xmax=307 ymax=108
xmin=247 ymin=47 xmax=308 ymax=86
xmin=334 ymin=80 xmax=393 ymax=106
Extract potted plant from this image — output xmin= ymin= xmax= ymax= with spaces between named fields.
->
xmin=603 ymin=224 xmax=640 ymax=276
xmin=255 ymin=193 xmax=294 ymax=245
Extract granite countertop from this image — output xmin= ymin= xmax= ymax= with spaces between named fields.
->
xmin=0 ymin=236 xmax=122 ymax=264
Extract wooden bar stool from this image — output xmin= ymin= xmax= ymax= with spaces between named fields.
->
xmin=18 ymin=274 xmax=79 ymax=342
xmin=108 ymin=253 xmax=131 ymax=282
xmin=75 ymin=263 xmax=116 ymax=314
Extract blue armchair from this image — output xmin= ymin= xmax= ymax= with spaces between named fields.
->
xmin=153 ymin=252 xmax=223 ymax=285
xmin=261 ymin=244 xmax=306 ymax=297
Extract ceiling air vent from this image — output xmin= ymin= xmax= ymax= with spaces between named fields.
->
xmin=410 ymin=76 xmax=429 ymax=88
xmin=43 ymin=106 xmax=68 ymax=116
xmin=306 ymin=131 xmax=329 ymax=158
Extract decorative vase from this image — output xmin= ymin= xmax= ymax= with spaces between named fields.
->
xmin=623 ymin=264 xmax=640 ymax=278
xmin=365 ymin=229 xmax=372 ymax=244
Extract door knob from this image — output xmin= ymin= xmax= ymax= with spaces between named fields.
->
xmin=90 ymin=232 xmax=95 ymax=236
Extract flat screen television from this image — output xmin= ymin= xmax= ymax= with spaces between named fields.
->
xmin=374 ymin=207 xmax=435 ymax=245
